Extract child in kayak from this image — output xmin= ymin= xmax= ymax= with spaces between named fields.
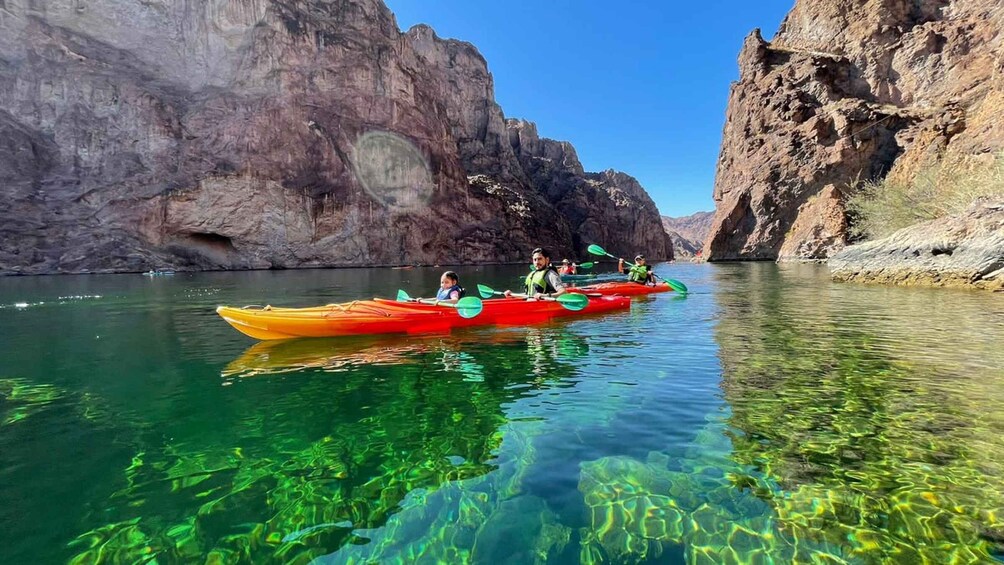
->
xmin=431 ymin=271 xmax=465 ymax=304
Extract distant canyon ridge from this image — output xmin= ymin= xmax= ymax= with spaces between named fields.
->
xmin=0 ymin=0 xmax=672 ymax=274
xmin=662 ymin=212 xmax=714 ymax=259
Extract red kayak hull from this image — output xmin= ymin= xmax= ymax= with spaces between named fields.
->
xmin=567 ymin=281 xmax=673 ymax=296
xmin=217 ymin=295 xmax=630 ymax=340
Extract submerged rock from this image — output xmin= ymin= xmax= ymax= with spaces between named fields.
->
xmin=829 ymin=200 xmax=1004 ymax=291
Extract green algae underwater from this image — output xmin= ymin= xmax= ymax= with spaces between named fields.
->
xmin=1 ymin=263 xmax=1003 ymax=564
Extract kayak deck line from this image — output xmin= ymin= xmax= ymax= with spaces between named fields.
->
xmin=225 ymin=302 xmax=448 ymax=319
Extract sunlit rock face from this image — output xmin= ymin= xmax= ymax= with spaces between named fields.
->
xmin=507 ymin=120 xmax=673 ymax=261
xmin=0 ymin=0 xmax=670 ymax=274
xmin=707 ymin=0 xmax=1004 ymax=262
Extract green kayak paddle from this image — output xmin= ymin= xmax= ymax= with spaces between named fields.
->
xmin=396 ymin=290 xmax=484 ymax=319
xmin=586 ymin=244 xmax=688 ymax=294
xmin=475 ymin=284 xmax=589 ymax=311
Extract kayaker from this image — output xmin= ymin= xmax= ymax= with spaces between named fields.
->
xmin=430 ymin=271 xmax=465 ymax=304
xmin=558 ymin=259 xmax=576 ymax=275
xmin=619 ymin=254 xmax=655 ymax=285
xmin=505 ymin=248 xmax=567 ymax=299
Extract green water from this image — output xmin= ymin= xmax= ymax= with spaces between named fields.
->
xmin=1 ymin=263 xmax=1002 ymax=564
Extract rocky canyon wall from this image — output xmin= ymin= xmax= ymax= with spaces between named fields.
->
xmin=0 ymin=0 xmax=670 ymax=274
xmin=706 ymin=0 xmax=1004 ymax=261
xmin=662 ymin=211 xmax=714 ymax=258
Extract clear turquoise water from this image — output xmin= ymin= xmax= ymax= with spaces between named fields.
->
xmin=1 ymin=263 xmax=1003 ymax=564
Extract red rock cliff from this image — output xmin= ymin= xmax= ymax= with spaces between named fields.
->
xmin=706 ymin=0 xmax=1004 ymax=261
xmin=0 ymin=0 xmax=670 ymax=274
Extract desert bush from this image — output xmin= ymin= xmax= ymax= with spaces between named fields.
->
xmin=847 ymin=151 xmax=1004 ymax=240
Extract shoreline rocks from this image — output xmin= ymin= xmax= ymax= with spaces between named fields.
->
xmin=828 ymin=201 xmax=1004 ymax=291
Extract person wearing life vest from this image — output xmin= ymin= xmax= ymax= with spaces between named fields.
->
xmin=619 ymin=254 xmax=655 ymax=285
xmin=429 ymin=271 xmax=465 ymax=304
xmin=558 ymin=259 xmax=576 ymax=275
xmin=504 ymin=248 xmax=567 ymax=299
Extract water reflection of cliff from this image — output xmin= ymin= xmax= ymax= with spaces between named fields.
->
xmin=67 ymin=327 xmax=590 ymax=563
xmin=563 ymin=265 xmax=1004 ymax=564
xmin=713 ymin=263 xmax=1004 ymax=561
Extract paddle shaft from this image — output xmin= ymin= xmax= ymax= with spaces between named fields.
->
xmin=415 ymin=298 xmax=455 ymax=306
xmin=397 ymin=289 xmax=458 ymax=307
xmin=503 ymin=291 xmax=559 ymax=300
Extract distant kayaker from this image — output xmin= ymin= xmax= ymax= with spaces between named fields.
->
xmin=619 ymin=254 xmax=655 ymax=285
xmin=430 ymin=271 xmax=465 ymax=304
xmin=558 ymin=259 xmax=576 ymax=275
xmin=505 ymin=248 xmax=567 ymax=299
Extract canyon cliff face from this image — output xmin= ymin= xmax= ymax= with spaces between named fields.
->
xmin=662 ymin=211 xmax=714 ymax=258
xmin=0 ymin=0 xmax=670 ymax=274
xmin=706 ymin=0 xmax=1004 ymax=261
xmin=507 ymin=119 xmax=672 ymax=261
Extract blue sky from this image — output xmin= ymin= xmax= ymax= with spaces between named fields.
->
xmin=384 ymin=0 xmax=794 ymax=217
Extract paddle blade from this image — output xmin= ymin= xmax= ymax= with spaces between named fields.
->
xmin=454 ymin=296 xmax=484 ymax=319
xmin=586 ymin=244 xmax=608 ymax=257
xmin=477 ymin=284 xmax=497 ymax=299
xmin=577 ymin=262 xmax=594 ymax=270
xmin=664 ymin=278 xmax=688 ymax=294
xmin=396 ymin=289 xmax=412 ymax=302
xmin=556 ymin=293 xmax=589 ymax=311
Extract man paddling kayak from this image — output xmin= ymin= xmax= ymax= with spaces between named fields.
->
xmin=619 ymin=254 xmax=655 ymax=285
xmin=505 ymin=248 xmax=567 ymax=300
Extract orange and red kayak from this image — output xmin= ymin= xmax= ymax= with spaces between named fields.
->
xmin=567 ymin=281 xmax=674 ymax=297
xmin=216 ymin=295 xmax=630 ymax=340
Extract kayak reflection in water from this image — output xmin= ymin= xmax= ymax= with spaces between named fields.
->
xmin=220 ymin=327 xmax=590 ymax=381
xmin=619 ymin=254 xmax=656 ymax=285
xmin=504 ymin=247 xmax=567 ymax=300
